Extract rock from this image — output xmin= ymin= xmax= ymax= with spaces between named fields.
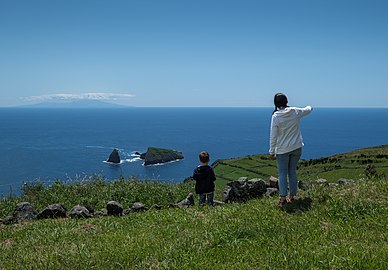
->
xmin=107 ymin=149 xmax=121 ymax=164
xmin=338 ymin=178 xmax=354 ymax=185
xmin=238 ymin=177 xmax=249 ymax=183
xmin=223 ymin=178 xmax=267 ymax=203
xmin=222 ymin=186 xmax=233 ymax=202
xmin=227 ymin=180 xmax=250 ymax=198
xmin=139 ymin=147 xmax=184 ymax=165
xmin=176 ymin=193 xmax=195 ymax=208
xmin=83 ymin=205 xmax=95 ymax=215
xmin=106 ymin=201 xmax=123 ymax=216
xmin=69 ymin=205 xmax=91 ymax=218
xmin=248 ymin=179 xmax=267 ymax=197
xmin=269 ymin=176 xmax=279 ymax=189
xmin=12 ymin=202 xmax=38 ymax=223
xmin=314 ymin=178 xmax=328 ymax=185
xmin=95 ymin=209 xmax=108 ymax=217
xmin=265 ymin=188 xmax=278 ymax=197
xmin=37 ymin=204 xmax=67 ymax=219
xmin=2 ymin=216 xmax=14 ymax=225
xmin=213 ymin=200 xmax=225 ymax=206
xmin=131 ymin=202 xmax=146 ymax=212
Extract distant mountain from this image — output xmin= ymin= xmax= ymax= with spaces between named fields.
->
xmin=21 ymin=100 xmax=132 ymax=109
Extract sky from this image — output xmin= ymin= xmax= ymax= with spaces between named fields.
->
xmin=0 ymin=0 xmax=387 ymax=107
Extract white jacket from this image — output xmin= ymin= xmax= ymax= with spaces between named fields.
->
xmin=269 ymin=106 xmax=312 ymax=155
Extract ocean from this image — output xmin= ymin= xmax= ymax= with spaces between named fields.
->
xmin=1 ymin=107 xmax=387 ymax=196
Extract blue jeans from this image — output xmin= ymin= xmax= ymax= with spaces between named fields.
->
xmin=276 ymin=148 xmax=302 ymax=197
xmin=199 ymin=192 xmax=214 ymax=206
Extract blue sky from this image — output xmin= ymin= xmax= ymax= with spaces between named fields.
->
xmin=0 ymin=0 xmax=387 ymax=107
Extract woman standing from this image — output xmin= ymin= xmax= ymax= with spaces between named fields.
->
xmin=269 ymin=93 xmax=312 ymax=207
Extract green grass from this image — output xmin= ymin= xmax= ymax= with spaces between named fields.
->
xmin=0 ymin=177 xmax=194 ymax=218
xmin=1 ymin=146 xmax=388 ymax=269
xmin=1 ymin=176 xmax=387 ymax=269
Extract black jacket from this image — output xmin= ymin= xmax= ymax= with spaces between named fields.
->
xmin=192 ymin=165 xmax=216 ymax=194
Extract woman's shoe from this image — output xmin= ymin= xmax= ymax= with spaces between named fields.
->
xmin=288 ymin=196 xmax=296 ymax=203
xmin=277 ymin=198 xmax=287 ymax=207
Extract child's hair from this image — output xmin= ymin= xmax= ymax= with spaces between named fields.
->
xmin=199 ymin=151 xmax=210 ymax=163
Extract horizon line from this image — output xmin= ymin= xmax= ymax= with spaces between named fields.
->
xmin=0 ymin=105 xmax=388 ymax=109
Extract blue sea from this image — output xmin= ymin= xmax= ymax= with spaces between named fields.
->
xmin=1 ymin=107 xmax=387 ymax=196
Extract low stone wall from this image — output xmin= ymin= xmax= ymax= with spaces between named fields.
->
xmin=1 ymin=176 xmax=355 ymax=225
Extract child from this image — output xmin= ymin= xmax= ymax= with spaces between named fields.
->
xmin=192 ymin=151 xmax=216 ymax=206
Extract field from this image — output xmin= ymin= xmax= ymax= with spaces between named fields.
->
xmin=213 ymin=144 xmax=388 ymax=187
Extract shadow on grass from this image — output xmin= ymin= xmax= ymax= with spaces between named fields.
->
xmin=280 ymin=197 xmax=313 ymax=213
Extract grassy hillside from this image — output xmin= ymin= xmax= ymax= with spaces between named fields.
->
xmin=1 ymin=177 xmax=387 ymax=269
xmin=1 ymin=146 xmax=387 ymax=269
xmin=213 ymin=145 xmax=388 ymax=187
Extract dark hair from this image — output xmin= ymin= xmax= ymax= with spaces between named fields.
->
xmin=273 ymin=93 xmax=288 ymax=114
xmin=199 ymin=151 xmax=210 ymax=163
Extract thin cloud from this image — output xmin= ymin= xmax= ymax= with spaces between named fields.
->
xmin=23 ymin=93 xmax=135 ymax=102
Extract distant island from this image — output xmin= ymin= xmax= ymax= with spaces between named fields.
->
xmin=138 ymin=147 xmax=184 ymax=165
xmin=19 ymin=100 xmax=132 ymax=109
